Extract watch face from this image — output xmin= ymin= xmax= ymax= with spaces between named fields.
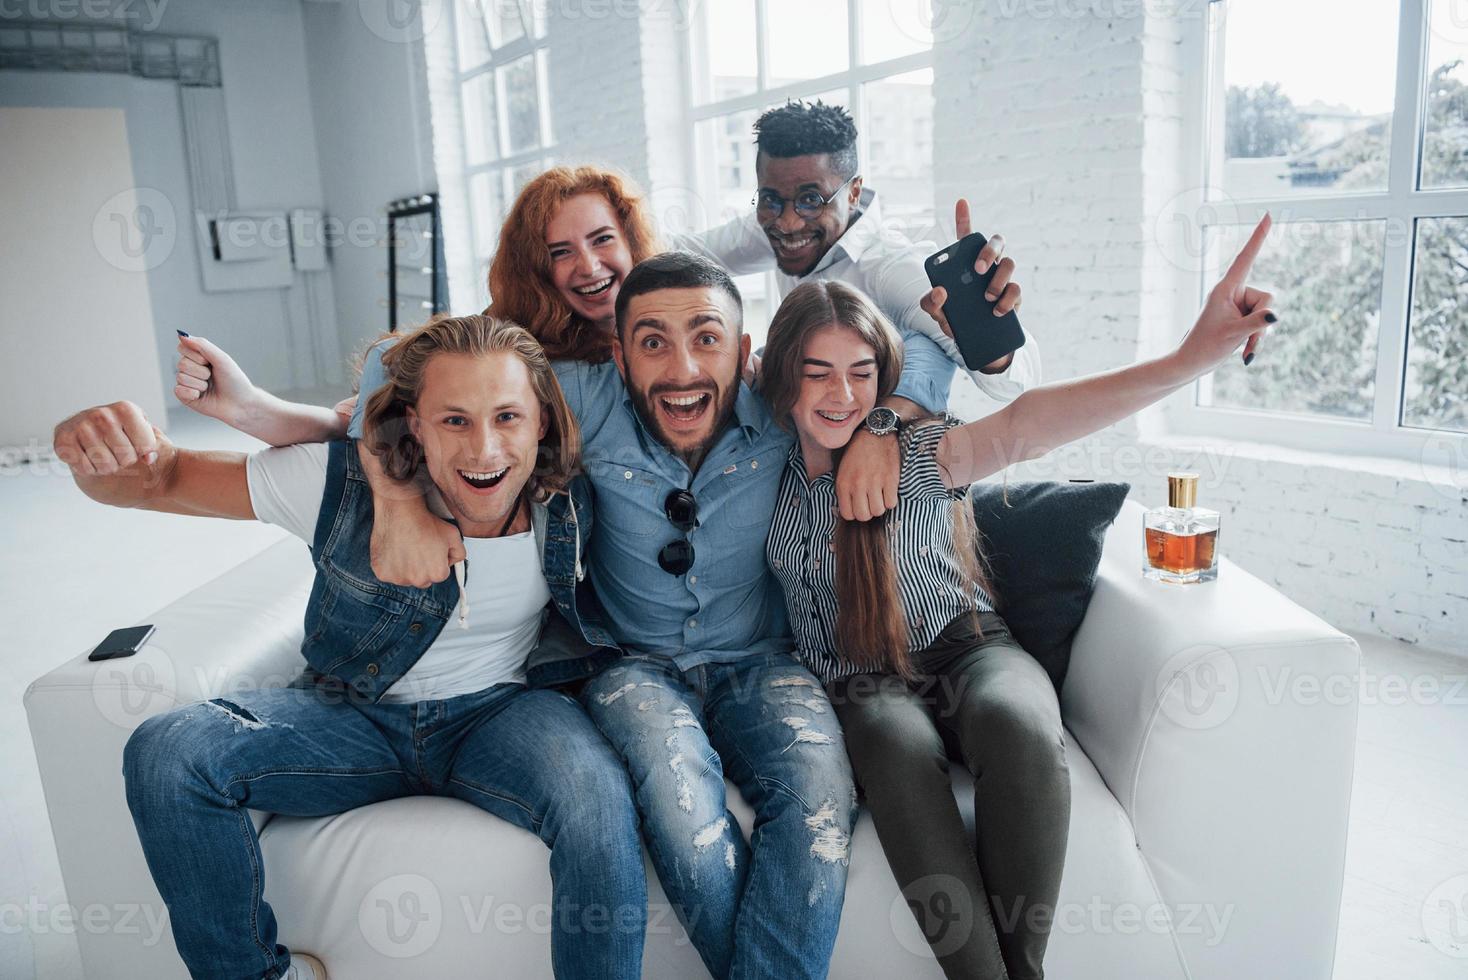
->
xmin=866 ymin=407 xmax=899 ymax=433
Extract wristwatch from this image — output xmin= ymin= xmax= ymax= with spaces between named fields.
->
xmin=861 ymin=406 xmax=900 ymax=436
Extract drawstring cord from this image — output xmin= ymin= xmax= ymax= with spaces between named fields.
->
xmin=453 ymin=559 xmax=468 ymax=629
xmin=451 ymin=490 xmax=525 ymax=631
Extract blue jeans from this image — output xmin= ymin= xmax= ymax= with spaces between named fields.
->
xmin=122 ymin=680 xmax=646 ymax=980
xmin=580 ymin=653 xmax=856 ymax=980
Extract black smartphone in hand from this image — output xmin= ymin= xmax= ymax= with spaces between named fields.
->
xmin=88 ymin=624 xmax=156 ymax=661
xmin=925 ymin=232 xmax=1026 ymax=372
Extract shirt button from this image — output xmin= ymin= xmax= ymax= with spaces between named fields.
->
xmin=688 ymin=619 xmax=698 ymax=629
xmin=773 ymin=559 xmax=782 ymax=569
xmin=751 ymin=460 xmax=759 ymax=470
xmin=624 ymin=470 xmax=632 ymax=479
xmin=813 ymin=561 xmax=822 ymax=570
xmin=408 ymin=622 xmax=423 ymax=633
xmin=828 ymin=540 xmax=836 ymax=553
xmin=689 ymin=575 xmax=698 ymax=584
xmin=919 ymin=546 xmax=930 ymax=556
xmin=366 ymin=663 xmax=380 ymax=675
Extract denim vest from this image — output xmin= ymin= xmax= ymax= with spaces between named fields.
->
xmin=298 ymin=440 xmax=619 ymax=702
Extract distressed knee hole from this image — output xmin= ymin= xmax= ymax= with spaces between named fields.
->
xmin=206 ymin=698 xmax=268 ymax=731
xmin=780 ymin=716 xmax=835 ymax=752
xmin=597 ymin=682 xmax=637 ymax=706
xmin=805 ymin=799 xmax=851 ymax=865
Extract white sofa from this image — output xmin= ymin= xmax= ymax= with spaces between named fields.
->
xmin=26 ymin=501 xmax=1360 ymax=979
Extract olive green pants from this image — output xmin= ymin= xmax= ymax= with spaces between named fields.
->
xmin=828 ymin=613 xmax=1070 ymax=980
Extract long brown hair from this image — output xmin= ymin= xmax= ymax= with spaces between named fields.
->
xmin=360 ymin=314 xmax=580 ymax=503
xmin=761 ymin=281 xmax=993 ymax=679
xmin=487 ymin=166 xmax=662 ymax=363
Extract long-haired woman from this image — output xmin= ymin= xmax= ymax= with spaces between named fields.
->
xmin=755 ymin=217 xmax=1275 ymax=980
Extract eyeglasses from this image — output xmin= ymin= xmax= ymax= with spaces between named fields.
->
xmin=658 ymin=489 xmax=698 ymax=576
xmin=752 ymin=174 xmax=859 ymax=222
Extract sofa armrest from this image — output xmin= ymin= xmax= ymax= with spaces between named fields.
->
xmin=24 ymin=538 xmax=315 ymax=980
xmin=1060 ymin=500 xmax=1359 ymax=980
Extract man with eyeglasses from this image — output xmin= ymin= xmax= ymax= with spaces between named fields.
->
xmin=684 ymin=99 xmax=1040 ymax=519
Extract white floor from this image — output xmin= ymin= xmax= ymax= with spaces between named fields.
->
xmin=2 ymin=401 xmax=1465 ymax=979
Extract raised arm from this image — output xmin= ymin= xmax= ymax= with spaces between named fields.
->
xmin=936 ymin=215 xmax=1276 ymax=487
xmin=53 ymin=401 xmax=254 ymax=519
xmin=173 ymin=333 xmax=349 ymax=446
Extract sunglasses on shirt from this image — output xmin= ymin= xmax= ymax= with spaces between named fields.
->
xmin=658 ymin=489 xmax=698 ymax=576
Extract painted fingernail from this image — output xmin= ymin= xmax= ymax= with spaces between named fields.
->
xmin=1243 ymin=352 xmax=1256 ymax=366
xmin=1263 ymin=312 xmax=1277 ymax=324
xmin=176 ymin=329 xmax=190 ymax=337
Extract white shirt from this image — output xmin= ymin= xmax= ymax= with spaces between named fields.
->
xmin=679 ymin=186 xmax=1041 ymax=410
xmin=245 ymin=443 xmax=550 ymax=703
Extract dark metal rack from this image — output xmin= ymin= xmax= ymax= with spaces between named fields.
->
xmin=387 ymin=194 xmax=447 ymax=332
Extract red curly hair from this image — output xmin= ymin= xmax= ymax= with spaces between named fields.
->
xmin=486 ymin=166 xmax=662 ymax=363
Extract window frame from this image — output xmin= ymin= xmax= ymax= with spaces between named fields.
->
xmin=679 ymin=0 xmax=936 ymax=340
xmin=1170 ymin=0 xmax=1468 ymax=460
xmin=452 ymin=0 xmax=555 ymax=291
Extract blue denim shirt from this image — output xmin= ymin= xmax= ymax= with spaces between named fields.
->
xmin=299 ymin=439 xmax=615 ymax=698
xmin=351 ymin=334 xmax=955 ymax=671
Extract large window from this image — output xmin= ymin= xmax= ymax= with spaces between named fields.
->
xmin=683 ymin=0 xmax=938 ymax=341
xmin=1186 ymin=0 xmax=1468 ymax=456
xmin=453 ymin=0 xmax=554 ymax=306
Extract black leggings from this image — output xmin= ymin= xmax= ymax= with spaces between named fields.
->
xmin=828 ymin=613 xmax=1070 ymax=980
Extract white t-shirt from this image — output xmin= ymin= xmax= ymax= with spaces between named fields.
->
xmin=246 ymin=443 xmax=551 ymax=703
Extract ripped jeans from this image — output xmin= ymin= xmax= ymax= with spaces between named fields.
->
xmin=121 ymin=680 xmax=646 ymax=980
xmin=580 ymin=652 xmax=856 ymax=980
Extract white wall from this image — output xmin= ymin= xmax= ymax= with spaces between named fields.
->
xmin=0 ymin=106 xmax=167 ymax=448
xmin=300 ymin=0 xmax=438 ymax=369
xmin=0 ymin=0 xmax=346 ymax=396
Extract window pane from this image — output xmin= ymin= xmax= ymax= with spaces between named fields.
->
xmin=1421 ymin=1 xmax=1468 ymax=189
xmin=1201 ymin=219 xmax=1384 ymax=421
xmin=860 ymin=0 xmax=931 ymax=63
xmin=499 ymin=54 xmax=540 ymax=154
xmin=1214 ymin=0 xmax=1397 ymax=197
xmin=862 ymin=68 xmax=936 ymax=240
xmin=696 ymin=109 xmax=762 ymax=218
xmin=1404 ymin=217 xmax=1468 ymax=432
xmin=488 ymin=0 xmax=526 ymax=47
xmin=455 ymin=0 xmax=490 ymax=72
xmin=463 ymin=73 xmax=499 ymax=166
xmin=510 ymin=159 xmax=545 ymax=195
xmin=767 ymin=0 xmax=848 ymax=85
xmin=467 ymin=170 xmax=502 ymax=263
xmin=691 ymin=0 xmax=757 ymax=105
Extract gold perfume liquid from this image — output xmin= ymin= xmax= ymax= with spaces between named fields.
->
xmin=1143 ymin=473 xmax=1220 ymax=584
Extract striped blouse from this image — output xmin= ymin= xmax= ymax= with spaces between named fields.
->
xmin=765 ymin=416 xmax=995 ymax=683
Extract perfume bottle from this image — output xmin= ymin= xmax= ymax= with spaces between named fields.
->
xmin=1143 ymin=473 xmax=1220 ymax=584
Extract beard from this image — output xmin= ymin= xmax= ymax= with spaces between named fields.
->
xmin=626 ymin=376 xmax=741 ymax=469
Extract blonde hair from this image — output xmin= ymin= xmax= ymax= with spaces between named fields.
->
xmin=759 ymin=281 xmax=993 ymax=678
xmin=361 ymin=314 xmax=580 ymax=502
